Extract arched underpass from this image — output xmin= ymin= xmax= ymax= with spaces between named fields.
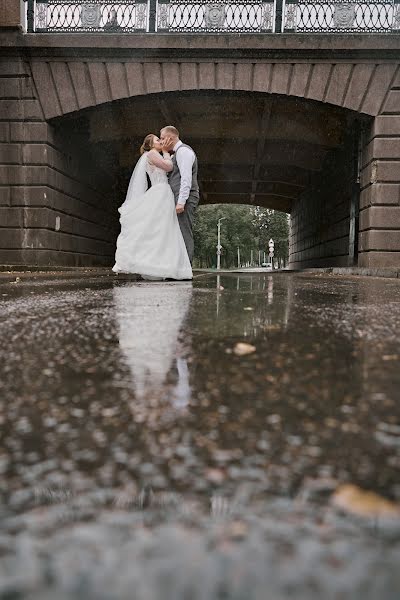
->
xmin=51 ymin=90 xmax=370 ymax=269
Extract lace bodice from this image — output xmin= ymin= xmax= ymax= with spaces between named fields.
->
xmin=146 ymin=160 xmax=169 ymax=186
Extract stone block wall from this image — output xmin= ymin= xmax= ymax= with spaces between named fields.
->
xmin=358 ymin=72 xmax=400 ymax=268
xmin=0 ymin=57 xmax=117 ymax=267
xmin=289 ymin=144 xmax=355 ymax=269
xmin=0 ymin=0 xmax=21 ymax=28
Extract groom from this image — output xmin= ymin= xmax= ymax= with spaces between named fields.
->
xmin=160 ymin=126 xmax=199 ymax=264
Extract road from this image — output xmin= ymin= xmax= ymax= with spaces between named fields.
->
xmin=1 ymin=271 xmax=400 ymax=599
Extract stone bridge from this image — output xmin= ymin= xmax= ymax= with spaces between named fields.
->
xmin=1 ymin=0 xmax=400 ymax=268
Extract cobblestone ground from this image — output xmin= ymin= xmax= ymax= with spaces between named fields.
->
xmin=1 ymin=272 xmax=400 ymax=599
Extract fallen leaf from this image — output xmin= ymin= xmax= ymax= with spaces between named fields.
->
xmin=332 ymin=484 xmax=400 ymax=519
xmin=205 ymin=468 xmax=226 ymax=484
xmin=233 ymin=343 xmax=256 ymax=356
xmin=228 ymin=520 xmax=248 ymax=540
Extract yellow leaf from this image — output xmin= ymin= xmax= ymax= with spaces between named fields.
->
xmin=233 ymin=343 xmax=256 ymax=356
xmin=332 ymin=484 xmax=400 ymax=519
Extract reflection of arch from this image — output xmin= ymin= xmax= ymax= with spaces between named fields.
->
xmin=31 ymin=59 xmax=394 ymax=120
xmin=113 ymin=283 xmax=192 ymax=402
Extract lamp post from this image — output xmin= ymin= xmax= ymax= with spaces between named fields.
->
xmin=216 ymin=217 xmax=226 ymax=270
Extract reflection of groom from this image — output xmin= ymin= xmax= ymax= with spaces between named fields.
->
xmin=160 ymin=126 xmax=200 ymax=264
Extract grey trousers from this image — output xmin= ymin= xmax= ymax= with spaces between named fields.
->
xmin=177 ymin=196 xmax=198 ymax=264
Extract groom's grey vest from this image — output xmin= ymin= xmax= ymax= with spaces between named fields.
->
xmin=168 ymin=144 xmax=200 ymax=205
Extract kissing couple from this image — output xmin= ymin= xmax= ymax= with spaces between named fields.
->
xmin=112 ymin=126 xmax=199 ymax=281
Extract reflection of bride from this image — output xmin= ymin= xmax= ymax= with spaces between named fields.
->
xmin=113 ymin=283 xmax=193 ymax=406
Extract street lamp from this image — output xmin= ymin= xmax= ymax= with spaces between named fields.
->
xmin=216 ymin=217 xmax=226 ymax=270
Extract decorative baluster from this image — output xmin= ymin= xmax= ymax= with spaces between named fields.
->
xmin=27 ymin=0 xmax=35 ymax=32
xmin=283 ymin=0 xmax=297 ymax=32
xmin=274 ymin=0 xmax=284 ymax=32
xmin=393 ymin=0 xmax=400 ymax=31
xmin=157 ymin=0 xmax=170 ymax=32
xmin=148 ymin=0 xmax=158 ymax=31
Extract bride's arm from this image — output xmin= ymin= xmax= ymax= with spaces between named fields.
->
xmin=147 ymin=149 xmax=173 ymax=172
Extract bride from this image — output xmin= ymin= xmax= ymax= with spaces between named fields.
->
xmin=112 ymin=134 xmax=193 ymax=280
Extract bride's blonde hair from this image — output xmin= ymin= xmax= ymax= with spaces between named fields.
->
xmin=140 ymin=134 xmax=156 ymax=155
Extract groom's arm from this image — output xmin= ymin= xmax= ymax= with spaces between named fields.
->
xmin=176 ymin=147 xmax=195 ymax=212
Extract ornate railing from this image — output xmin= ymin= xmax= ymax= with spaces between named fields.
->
xmin=284 ymin=0 xmax=399 ymax=31
xmin=25 ymin=0 xmax=400 ymax=33
xmin=157 ymin=1 xmax=275 ymax=32
xmin=29 ymin=1 xmax=149 ymax=32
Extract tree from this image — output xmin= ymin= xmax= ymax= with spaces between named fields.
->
xmin=193 ymin=204 xmax=289 ymax=269
xmin=252 ymin=207 xmax=289 ymax=266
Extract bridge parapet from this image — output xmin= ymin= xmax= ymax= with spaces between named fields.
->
xmin=25 ymin=0 xmax=400 ymax=35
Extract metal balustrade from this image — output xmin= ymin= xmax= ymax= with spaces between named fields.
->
xmin=25 ymin=0 xmax=400 ymax=33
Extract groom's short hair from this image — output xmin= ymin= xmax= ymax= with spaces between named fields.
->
xmin=161 ymin=125 xmax=179 ymax=138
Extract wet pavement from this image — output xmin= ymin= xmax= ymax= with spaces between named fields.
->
xmin=1 ymin=271 xmax=400 ymax=599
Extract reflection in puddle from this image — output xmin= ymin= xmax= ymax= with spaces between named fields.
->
xmin=113 ymin=283 xmax=192 ymax=407
xmin=2 ymin=273 xmax=400 ymax=599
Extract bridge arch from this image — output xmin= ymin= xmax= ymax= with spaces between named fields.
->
xmin=48 ymin=85 xmax=370 ymax=270
xmin=1 ymin=31 xmax=400 ymax=270
xmin=30 ymin=59 xmax=396 ymax=120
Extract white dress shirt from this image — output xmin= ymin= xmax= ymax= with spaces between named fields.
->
xmin=173 ymin=140 xmax=195 ymax=207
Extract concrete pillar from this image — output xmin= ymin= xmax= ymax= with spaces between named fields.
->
xmin=0 ymin=0 xmax=21 ymax=28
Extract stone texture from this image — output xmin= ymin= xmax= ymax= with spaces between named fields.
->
xmin=253 ymin=63 xmax=272 ymax=93
xmin=383 ymin=90 xmax=400 ymax=114
xmin=69 ymin=62 xmax=96 ymax=110
xmin=0 ymin=77 xmax=21 ymax=98
xmin=143 ymin=63 xmax=163 ymax=94
xmin=107 ymin=62 xmax=129 ymax=101
xmin=0 ymin=144 xmax=21 ymax=164
xmin=343 ymin=64 xmax=375 ymax=112
xmin=363 ymin=138 xmax=400 ymax=165
xmin=324 ymin=64 xmax=353 ymax=107
xmin=30 ymin=62 xmax=60 ymax=120
xmin=370 ymin=116 xmax=400 ymax=138
xmin=0 ymin=99 xmax=42 ymax=121
xmin=360 ymin=206 xmax=400 ymax=230
xmin=307 ymin=64 xmax=332 ymax=102
xmin=289 ymin=141 xmax=354 ymax=269
xmin=288 ymin=63 xmax=311 ymax=98
xmin=361 ymin=161 xmax=400 ymax=188
xmin=0 ymin=57 xmax=116 ymax=268
xmin=360 ymin=184 xmax=400 ymax=208
xmin=88 ymin=62 xmax=112 ymax=105
xmin=124 ymin=62 xmax=146 ymax=97
xmin=358 ymin=251 xmax=400 ymax=268
xmin=162 ymin=63 xmax=180 ymax=92
xmin=235 ymin=63 xmax=252 ymax=92
xmin=361 ymin=64 xmax=397 ymax=116
xmin=199 ymin=63 xmax=216 ymax=90
xmin=270 ymin=64 xmax=291 ymax=96
xmin=359 ymin=230 xmax=400 ymax=251
xmin=49 ymin=62 xmax=80 ymax=114
xmin=0 ymin=0 xmax=20 ymax=27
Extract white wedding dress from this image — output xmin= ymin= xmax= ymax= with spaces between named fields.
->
xmin=112 ymin=153 xmax=192 ymax=280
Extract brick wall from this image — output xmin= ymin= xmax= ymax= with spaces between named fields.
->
xmin=358 ymin=70 xmax=400 ymax=268
xmin=0 ymin=58 xmax=117 ymax=267
xmin=289 ymin=142 xmax=355 ymax=269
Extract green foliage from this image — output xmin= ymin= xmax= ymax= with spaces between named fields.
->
xmin=193 ymin=204 xmax=289 ymax=269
